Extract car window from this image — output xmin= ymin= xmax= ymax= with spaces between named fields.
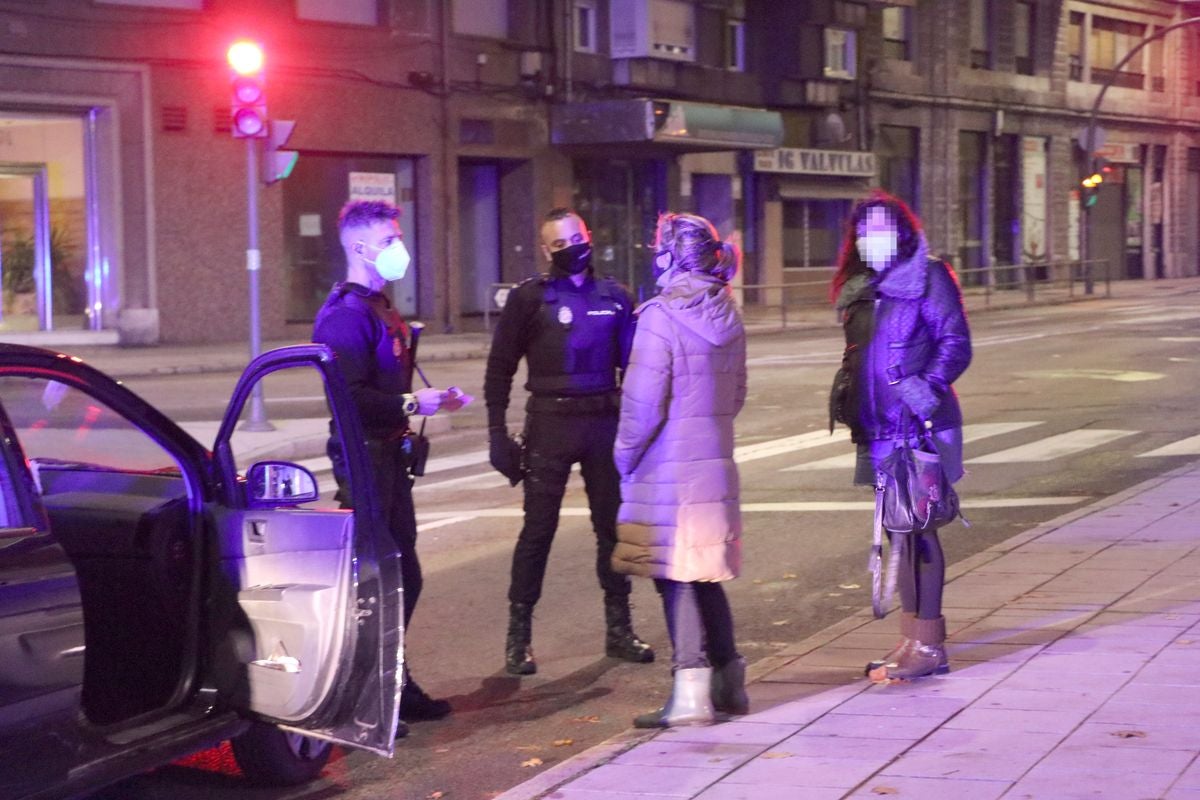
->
xmin=0 ymin=437 xmax=22 ymax=528
xmin=0 ymin=376 xmax=182 ymax=477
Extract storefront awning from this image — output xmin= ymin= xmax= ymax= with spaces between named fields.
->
xmin=552 ymin=99 xmax=784 ymax=151
xmin=777 ymin=180 xmax=873 ymax=200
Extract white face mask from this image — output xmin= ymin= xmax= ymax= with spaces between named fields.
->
xmin=366 ymin=240 xmax=411 ymax=281
xmin=856 ymin=233 xmax=898 ymax=270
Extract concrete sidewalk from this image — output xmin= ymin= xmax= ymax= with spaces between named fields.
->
xmin=499 ymin=460 xmax=1200 ymax=800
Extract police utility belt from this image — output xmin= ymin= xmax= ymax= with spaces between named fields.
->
xmin=526 ymin=391 xmax=620 ymax=415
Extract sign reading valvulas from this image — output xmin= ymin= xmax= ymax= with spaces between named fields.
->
xmin=754 ymin=148 xmax=877 ymax=177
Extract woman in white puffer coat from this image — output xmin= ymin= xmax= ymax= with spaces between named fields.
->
xmin=612 ymin=212 xmax=748 ymax=728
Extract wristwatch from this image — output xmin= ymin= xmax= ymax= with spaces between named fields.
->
xmin=401 ymin=393 xmax=420 ymax=416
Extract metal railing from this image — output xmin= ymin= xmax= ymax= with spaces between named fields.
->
xmin=485 ymin=259 xmax=1112 ymax=332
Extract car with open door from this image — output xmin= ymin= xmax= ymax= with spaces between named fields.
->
xmin=0 ymin=343 xmax=404 ymax=799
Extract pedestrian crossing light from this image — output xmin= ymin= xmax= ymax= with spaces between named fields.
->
xmin=263 ymin=119 xmax=299 ymax=183
xmin=227 ymin=40 xmax=267 ymax=139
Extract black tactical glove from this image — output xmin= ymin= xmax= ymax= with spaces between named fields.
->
xmin=489 ymin=427 xmax=525 ymax=486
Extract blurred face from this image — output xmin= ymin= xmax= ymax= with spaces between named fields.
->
xmin=855 ymin=206 xmax=899 ymax=270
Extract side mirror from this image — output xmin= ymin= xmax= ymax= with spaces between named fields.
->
xmin=247 ymin=461 xmax=319 ymax=506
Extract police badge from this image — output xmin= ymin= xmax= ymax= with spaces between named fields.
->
xmin=557 ymin=305 xmax=573 ymax=327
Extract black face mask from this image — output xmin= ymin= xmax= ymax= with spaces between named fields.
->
xmin=551 ymin=243 xmax=592 ymax=275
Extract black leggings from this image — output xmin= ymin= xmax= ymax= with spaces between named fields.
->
xmin=892 ymin=529 xmax=945 ymax=620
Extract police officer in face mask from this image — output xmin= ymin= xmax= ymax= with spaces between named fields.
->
xmin=484 ymin=208 xmax=655 ymax=675
xmin=314 ymin=200 xmax=468 ymax=735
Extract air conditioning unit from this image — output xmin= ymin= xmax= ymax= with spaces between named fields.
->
xmin=609 ymin=0 xmax=696 ymax=63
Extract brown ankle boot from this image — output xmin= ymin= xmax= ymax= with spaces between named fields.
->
xmin=867 ymin=615 xmax=948 ymax=682
xmin=864 ymin=612 xmax=917 ymax=677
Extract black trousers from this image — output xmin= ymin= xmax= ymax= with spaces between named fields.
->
xmin=508 ymin=410 xmax=630 ymax=606
xmin=330 ymin=438 xmax=422 ymax=627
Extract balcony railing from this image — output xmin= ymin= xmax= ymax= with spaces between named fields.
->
xmin=1091 ymin=67 xmax=1144 ymax=90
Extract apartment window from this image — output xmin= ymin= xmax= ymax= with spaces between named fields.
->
xmin=725 ymin=19 xmax=746 ymax=71
xmin=452 ymin=0 xmax=508 ymax=38
xmin=94 ymin=0 xmax=202 ymax=7
xmin=1149 ymin=26 xmax=1165 ymax=92
xmin=1014 ymin=0 xmax=1034 ymax=75
xmin=296 ymin=0 xmax=380 ymax=25
xmin=1091 ymin=16 xmax=1146 ymax=90
xmin=882 ymin=6 xmax=912 ymax=62
xmin=574 ymin=0 xmax=597 ymax=53
xmin=969 ymin=0 xmax=991 ymax=69
xmin=1068 ymin=11 xmax=1084 ymax=81
xmin=879 ymin=125 xmax=920 ymax=211
xmin=824 ymin=28 xmax=857 ymax=80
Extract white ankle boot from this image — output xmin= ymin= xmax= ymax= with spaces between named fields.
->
xmin=633 ymin=667 xmax=715 ymax=728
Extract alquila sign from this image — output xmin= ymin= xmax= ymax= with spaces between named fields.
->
xmin=754 ymin=147 xmax=877 ymax=177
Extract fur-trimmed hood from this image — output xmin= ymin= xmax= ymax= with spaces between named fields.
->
xmin=836 ymin=234 xmax=932 ymax=309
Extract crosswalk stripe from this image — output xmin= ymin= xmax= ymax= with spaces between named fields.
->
xmin=782 ymin=421 xmax=1044 ymax=472
xmin=734 ymin=429 xmax=849 ymax=464
xmin=1137 ymin=434 xmax=1200 ymax=458
xmin=966 ymin=429 xmax=1137 ymax=464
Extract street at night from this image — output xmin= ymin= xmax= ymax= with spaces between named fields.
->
xmin=89 ymin=280 xmax=1200 ymax=799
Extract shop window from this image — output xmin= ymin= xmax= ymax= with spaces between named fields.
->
xmin=574 ymin=1 xmax=598 ymax=53
xmin=296 ymin=0 xmax=382 ymax=25
xmin=823 ymin=28 xmax=856 ymax=80
xmin=452 ymin=0 xmax=508 ymax=39
xmin=725 ymin=19 xmax=746 ymax=71
xmin=957 ymin=131 xmax=986 ymax=282
xmin=1014 ymin=1 xmax=1034 ymax=75
xmin=1090 ymin=16 xmax=1146 ymax=90
xmin=882 ymin=6 xmax=912 ymax=62
xmin=969 ymin=0 xmax=991 ymax=69
xmin=281 ymin=156 xmax=419 ymax=323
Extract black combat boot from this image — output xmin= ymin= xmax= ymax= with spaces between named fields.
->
xmin=604 ymin=594 xmax=655 ymax=663
xmin=505 ymin=602 xmax=537 ymax=675
xmin=400 ymin=668 xmax=452 ymax=721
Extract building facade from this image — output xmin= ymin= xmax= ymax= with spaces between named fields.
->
xmin=0 ymin=0 xmax=1196 ymax=345
xmin=868 ymin=0 xmax=1200 ymax=285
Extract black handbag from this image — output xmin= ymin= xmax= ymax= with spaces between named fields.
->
xmin=869 ymin=428 xmax=967 ymax=618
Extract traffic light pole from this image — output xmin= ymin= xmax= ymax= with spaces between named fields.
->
xmin=1080 ymin=16 xmax=1200 ymax=293
xmin=242 ymin=136 xmax=273 ymax=432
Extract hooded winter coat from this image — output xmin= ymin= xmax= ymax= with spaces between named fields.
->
xmin=612 ymin=269 xmax=747 ymax=583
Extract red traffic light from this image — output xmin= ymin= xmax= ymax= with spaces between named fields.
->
xmin=227 ymin=40 xmax=267 ymax=139
xmin=227 ymin=40 xmax=264 ymax=75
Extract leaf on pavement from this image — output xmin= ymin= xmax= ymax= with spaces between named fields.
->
xmin=434 ymin=747 xmax=451 ymax=754
xmin=521 ymin=757 xmax=544 ymax=768
xmin=427 ymin=792 xmax=445 ymax=799
xmin=571 ymin=715 xmax=601 ymax=723
xmin=782 ymin=573 xmax=798 ymax=579
xmin=839 ymin=583 xmax=861 ymax=590
xmin=771 ymin=619 xmax=790 ymax=626
xmin=760 ymin=751 xmax=792 ymax=759
xmin=553 ymin=738 xmax=575 ymax=747
xmin=871 ymin=786 xmax=900 ymax=795
xmin=1111 ymin=730 xmax=1147 ymax=739
xmin=752 ymin=579 xmax=764 ymax=584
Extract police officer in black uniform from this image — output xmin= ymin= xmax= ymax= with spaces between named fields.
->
xmin=485 ymin=208 xmax=655 ymax=675
xmin=314 ymin=200 xmax=467 ymax=734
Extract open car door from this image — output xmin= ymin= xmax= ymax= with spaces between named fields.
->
xmin=210 ymin=344 xmax=402 ymax=757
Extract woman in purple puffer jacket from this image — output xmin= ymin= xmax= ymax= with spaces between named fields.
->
xmin=612 ymin=212 xmax=748 ymax=728
xmin=830 ymin=191 xmax=972 ymax=682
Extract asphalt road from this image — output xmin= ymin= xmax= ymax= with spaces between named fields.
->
xmin=97 ymin=284 xmax=1200 ymax=800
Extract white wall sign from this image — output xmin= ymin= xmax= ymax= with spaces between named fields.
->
xmin=1021 ymin=137 xmax=1047 ymax=262
xmin=348 ymin=171 xmax=397 ymax=203
xmin=298 ymin=213 xmax=321 ymax=237
xmin=754 ymin=148 xmax=876 ymax=177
